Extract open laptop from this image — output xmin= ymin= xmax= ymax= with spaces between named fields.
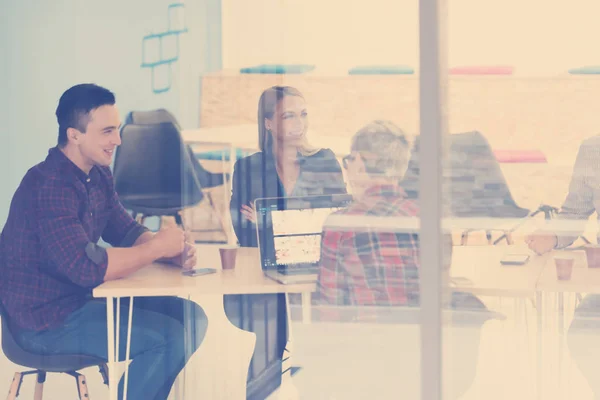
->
xmin=255 ymin=194 xmax=353 ymax=284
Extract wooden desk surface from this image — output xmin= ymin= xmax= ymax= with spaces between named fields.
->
xmin=94 ymin=244 xmax=550 ymax=299
xmin=450 ymin=245 xmax=549 ymax=296
xmin=536 ymin=249 xmax=600 ymax=293
xmin=93 ymin=245 xmax=315 ymax=298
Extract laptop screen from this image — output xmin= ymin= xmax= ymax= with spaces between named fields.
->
xmin=255 ymin=195 xmax=353 ymax=270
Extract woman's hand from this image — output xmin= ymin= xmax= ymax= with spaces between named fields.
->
xmin=241 ymin=204 xmax=257 ymax=223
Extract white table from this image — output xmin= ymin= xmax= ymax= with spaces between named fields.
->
xmin=450 ymin=245 xmax=549 ymax=297
xmin=535 ymin=249 xmax=600 ymax=294
xmin=93 ymin=245 xmax=314 ymax=400
xmin=93 ymin=244 xmax=550 ymax=400
xmin=450 ymin=245 xmax=550 ymax=400
xmin=534 ymin=249 xmax=600 ymax=337
xmin=274 ymin=245 xmax=550 ymax=399
xmin=535 ymin=249 xmax=600 ymax=399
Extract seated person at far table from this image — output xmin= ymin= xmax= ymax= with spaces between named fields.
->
xmin=230 ymin=86 xmax=347 ymax=248
xmin=0 ymin=84 xmax=207 ymax=400
xmin=525 ymin=136 xmax=600 ymax=400
xmin=315 ymin=120 xmax=487 ymax=316
xmin=526 ymin=136 xmax=600 ymax=254
xmin=300 ymin=121 xmax=491 ymax=400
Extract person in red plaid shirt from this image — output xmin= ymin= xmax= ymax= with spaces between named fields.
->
xmin=315 ymin=120 xmax=423 ymax=309
xmin=315 ymin=120 xmax=484 ymax=314
xmin=305 ymin=121 xmax=493 ymax=399
xmin=0 ymin=84 xmax=206 ymax=400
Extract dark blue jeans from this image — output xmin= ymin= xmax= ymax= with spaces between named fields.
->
xmin=16 ymin=296 xmax=207 ymax=400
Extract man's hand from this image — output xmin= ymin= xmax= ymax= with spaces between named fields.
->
xmin=159 ymin=230 xmax=197 ymax=270
xmin=525 ymin=231 xmax=558 ymax=255
xmin=152 ymin=226 xmax=186 ymax=258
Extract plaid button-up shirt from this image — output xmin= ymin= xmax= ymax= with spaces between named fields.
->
xmin=0 ymin=147 xmax=148 ymax=331
xmin=315 ymin=185 xmax=421 ymax=307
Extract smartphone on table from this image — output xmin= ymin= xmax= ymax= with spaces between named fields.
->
xmin=182 ymin=268 xmax=217 ymax=277
xmin=500 ymin=254 xmax=530 ymax=266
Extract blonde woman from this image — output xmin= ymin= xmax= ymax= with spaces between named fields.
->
xmin=230 ymin=86 xmax=347 ymax=247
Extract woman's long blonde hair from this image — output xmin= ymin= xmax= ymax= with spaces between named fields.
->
xmin=257 ymin=86 xmax=320 ymax=157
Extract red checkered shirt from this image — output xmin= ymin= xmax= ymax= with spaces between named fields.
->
xmin=0 ymin=147 xmax=148 ymax=331
xmin=315 ymin=185 xmax=421 ymax=307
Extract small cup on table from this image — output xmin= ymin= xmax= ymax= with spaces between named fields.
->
xmin=554 ymin=256 xmax=574 ymax=281
xmin=219 ymin=245 xmax=239 ymax=270
xmin=584 ymin=245 xmax=600 ymax=268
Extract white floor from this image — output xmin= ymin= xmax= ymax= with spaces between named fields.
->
xmin=0 ymin=295 xmax=598 ymax=400
xmin=270 ymin=295 xmax=599 ymax=400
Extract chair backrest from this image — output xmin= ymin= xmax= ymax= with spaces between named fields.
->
xmin=124 ymin=109 xmax=220 ymax=189
xmin=400 ymin=131 xmax=529 ymax=218
xmin=113 ymin=122 xmax=204 ymax=213
xmin=125 ymin=109 xmax=181 ymax=130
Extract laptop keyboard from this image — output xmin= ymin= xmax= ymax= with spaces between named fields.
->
xmin=278 ymin=267 xmax=319 ymax=275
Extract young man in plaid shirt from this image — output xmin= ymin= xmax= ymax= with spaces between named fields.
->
xmin=0 ymin=84 xmax=206 ymax=400
xmin=315 ymin=120 xmax=484 ymax=317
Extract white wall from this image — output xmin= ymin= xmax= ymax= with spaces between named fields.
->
xmin=3 ymin=0 xmax=600 ymax=224
xmin=222 ymin=0 xmax=600 ymax=75
xmin=0 ymin=0 xmax=213 ymax=225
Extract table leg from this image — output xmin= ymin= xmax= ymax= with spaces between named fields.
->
xmin=106 ymin=297 xmax=119 ymax=400
xmin=123 ymin=296 xmax=134 ymax=400
xmin=301 ymin=292 xmax=311 ymax=324
xmin=536 ymin=291 xmax=543 ymax=400
xmin=229 ymin=145 xmax=235 ymax=181
xmin=279 ymin=294 xmax=299 ymax=400
xmin=177 ymin=295 xmax=196 ymax=400
xmin=227 ymin=144 xmax=236 ymax=246
xmin=558 ymin=292 xmax=564 ymax=334
xmin=557 ymin=292 xmax=565 ymax=399
xmin=184 ymin=294 xmax=256 ymax=399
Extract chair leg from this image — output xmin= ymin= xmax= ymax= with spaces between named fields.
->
xmin=486 ymin=231 xmax=493 ymax=245
xmin=505 ymin=232 xmax=514 ymax=245
xmin=6 ymin=373 xmax=23 ymax=400
xmin=66 ymin=372 xmax=90 ymax=400
xmin=174 ymin=212 xmax=185 ymax=229
xmin=99 ymin=364 xmax=109 ymax=386
xmin=33 ymin=371 xmax=46 ymax=400
xmin=76 ymin=374 xmax=90 ymax=400
xmin=460 ymin=231 xmax=469 ymax=246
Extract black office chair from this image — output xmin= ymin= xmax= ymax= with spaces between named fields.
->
xmin=122 ymin=110 xmax=230 ymax=239
xmin=113 ymin=122 xmax=205 ymax=227
xmin=125 ymin=109 xmax=182 ymax=129
xmin=124 ymin=109 xmax=230 ymax=189
xmin=400 ymin=131 xmax=535 ymax=245
xmin=0 ymin=302 xmax=108 ymax=399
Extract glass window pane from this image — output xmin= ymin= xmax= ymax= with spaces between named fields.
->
xmin=443 ymin=1 xmax=600 ymax=399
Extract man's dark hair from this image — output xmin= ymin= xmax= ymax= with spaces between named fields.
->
xmin=56 ymin=84 xmax=116 ymax=147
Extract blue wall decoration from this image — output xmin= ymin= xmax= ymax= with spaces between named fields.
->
xmin=141 ymin=3 xmax=188 ymax=94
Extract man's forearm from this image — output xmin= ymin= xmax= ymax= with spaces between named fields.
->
xmin=133 ymin=231 xmax=180 ymax=265
xmin=133 ymin=231 xmax=155 ymax=247
xmin=104 ymin=239 xmax=164 ymax=281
